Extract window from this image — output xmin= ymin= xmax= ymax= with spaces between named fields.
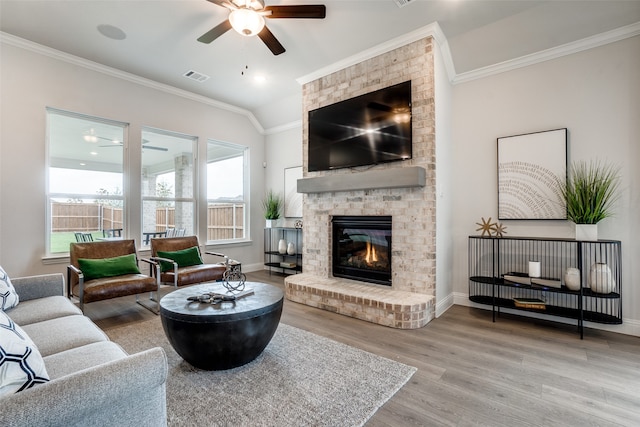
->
xmin=46 ymin=108 xmax=126 ymax=254
xmin=207 ymin=140 xmax=248 ymax=243
xmin=141 ymin=128 xmax=196 ymax=245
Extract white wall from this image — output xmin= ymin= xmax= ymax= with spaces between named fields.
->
xmin=451 ymin=35 xmax=640 ymax=334
xmin=434 ymin=41 xmax=454 ymax=316
xmin=0 ymin=42 xmax=266 ymax=276
xmin=264 ymin=125 xmax=303 ymax=227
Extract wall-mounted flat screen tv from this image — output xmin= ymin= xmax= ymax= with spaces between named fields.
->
xmin=307 ymin=80 xmax=412 ymax=172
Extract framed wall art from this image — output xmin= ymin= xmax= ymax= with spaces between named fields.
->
xmin=284 ymin=166 xmax=303 ymax=218
xmin=498 ymin=128 xmax=567 ymax=220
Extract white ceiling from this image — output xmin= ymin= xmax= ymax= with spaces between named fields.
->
xmin=1 ymin=1 xmax=639 ymax=130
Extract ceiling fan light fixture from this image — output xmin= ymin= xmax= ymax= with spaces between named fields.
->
xmin=229 ymin=8 xmax=265 ymax=36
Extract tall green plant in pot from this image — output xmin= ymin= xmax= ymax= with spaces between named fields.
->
xmin=560 ymin=160 xmax=621 ymax=241
xmin=262 ymin=190 xmax=283 ymax=228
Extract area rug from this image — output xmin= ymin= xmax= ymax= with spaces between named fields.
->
xmin=107 ymin=319 xmax=416 ymax=427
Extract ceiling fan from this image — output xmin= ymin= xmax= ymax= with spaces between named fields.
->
xmin=97 ymin=137 xmax=168 ymax=152
xmin=197 ymin=0 xmax=326 ymax=56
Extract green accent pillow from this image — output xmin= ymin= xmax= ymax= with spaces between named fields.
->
xmin=157 ymin=246 xmax=203 ymax=273
xmin=77 ymin=254 xmax=141 ymax=281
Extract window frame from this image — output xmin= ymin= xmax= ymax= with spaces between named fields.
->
xmin=140 ymin=126 xmax=198 ymax=246
xmin=206 ymin=139 xmax=249 ymax=244
xmin=45 ymin=108 xmax=127 ymax=256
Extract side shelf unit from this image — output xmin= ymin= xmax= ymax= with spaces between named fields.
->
xmin=468 ymin=236 xmax=622 ymax=338
xmin=264 ymin=227 xmax=303 ymax=275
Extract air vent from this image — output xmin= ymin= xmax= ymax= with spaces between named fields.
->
xmin=393 ymin=0 xmax=414 ymax=8
xmin=183 ymin=70 xmax=210 ymax=82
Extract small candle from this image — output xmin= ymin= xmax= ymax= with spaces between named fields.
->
xmin=529 ymin=261 xmax=541 ymax=278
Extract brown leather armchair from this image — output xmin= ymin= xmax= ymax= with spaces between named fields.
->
xmin=149 ymin=236 xmax=228 ymax=287
xmin=67 ymin=239 xmax=161 ymax=313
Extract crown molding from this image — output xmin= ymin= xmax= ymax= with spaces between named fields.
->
xmin=296 ymin=21 xmax=456 ymax=85
xmin=5 ymin=18 xmax=638 ymax=137
xmin=0 ymin=32 xmax=265 ymax=134
xmin=264 ymin=120 xmax=302 ymax=135
xmin=453 ymin=21 xmax=640 ymax=85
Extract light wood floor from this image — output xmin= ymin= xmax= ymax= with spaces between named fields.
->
xmin=86 ymin=271 xmax=640 ymax=427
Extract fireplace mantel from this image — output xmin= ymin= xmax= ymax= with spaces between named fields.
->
xmin=297 ymin=166 xmax=426 ymax=194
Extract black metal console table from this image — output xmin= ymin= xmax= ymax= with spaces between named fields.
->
xmin=468 ymin=236 xmax=622 ymax=338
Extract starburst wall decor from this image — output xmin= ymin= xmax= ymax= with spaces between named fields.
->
xmin=475 ymin=217 xmax=507 ymax=237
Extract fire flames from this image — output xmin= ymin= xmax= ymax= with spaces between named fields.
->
xmin=364 ymin=241 xmax=378 ymax=264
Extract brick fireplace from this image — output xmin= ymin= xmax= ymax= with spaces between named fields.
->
xmin=284 ymin=37 xmax=437 ymax=329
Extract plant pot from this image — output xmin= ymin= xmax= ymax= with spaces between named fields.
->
xmin=589 ymin=262 xmax=615 ymax=294
xmin=266 ymin=219 xmax=277 ymax=228
xmin=564 ymin=267 xmax=581 ymax=291
xmin=575 ymin=224 xmax=598 ymax=241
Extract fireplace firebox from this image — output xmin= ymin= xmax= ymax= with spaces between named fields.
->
xmin=332 ymin=216 xmax=392 ymax=286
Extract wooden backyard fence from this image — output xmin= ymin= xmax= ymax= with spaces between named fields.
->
xmin=51 ymin=203 xmax=122 ymax=232
xmin=52 ymin=202 xmax=243 ymax=240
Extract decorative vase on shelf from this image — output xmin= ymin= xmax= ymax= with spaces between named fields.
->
xmin=564 ymin=267 xmax=581 ymax=291
xmin=266 ymin=219 xmax=276 ymax=228
xmin=575 ymin=224 xmax=598 ymax=241
xmin=589 ymin=262 xmax=615 ymax=294
xmin=287 ymin=242 xmax=296 ymax=255
xmin=278 ymin=239 xmax=287 ymax=254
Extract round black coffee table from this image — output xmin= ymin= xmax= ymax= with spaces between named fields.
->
xmin=159 ymin=282 xmax=283 ymax=370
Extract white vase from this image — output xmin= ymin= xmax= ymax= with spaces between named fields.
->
xmin=575 ymin=224 xmax=598 ymax=241
xmin=287 ymin=242 xmax=296 ymax=255
xmin=278 ymin=239 xmax=287 ymax=254
xmin=266 ymin=219 xmax=276 ymax=228
xmin=589 ymin=263 xmax=615 ymax=294
xmin=564 ymin=267 xmax=581 ymax=291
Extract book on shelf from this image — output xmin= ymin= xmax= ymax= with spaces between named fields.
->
xmin=503 ymin=273 xmax=531 ymax=286
xmin=279 ymin=262 xmax=297 ymax=268
xmin=531 ymin=277 xmax=561 ymax=288
xmin=502 ymin=273 xmax=561 ymax=289
xmin=513 ymin=298 xmax=546 ymax=310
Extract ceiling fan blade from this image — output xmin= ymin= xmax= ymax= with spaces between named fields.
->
xmin=99 ymin=141 xmax=168 ymax=152
xmin=258 ymin=26 xmax=285 ymax=55
xmin=96 ymin=136 xmax=122 ymax=143
xmin=264 ymin=5 xmax=326 ymax=19
xmin=205 ymin=0 xmax=237 ymax=9
xmin=197 ymin=20 xmax=232 ymax=44
xmin=142 ymin=145 xmax=169 ymax=152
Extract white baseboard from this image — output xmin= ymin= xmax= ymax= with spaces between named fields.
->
xmin=241 ymin=263 xmax=265 ymax=273
xmin=452 ymin=292 xmax=640 ymax=338
xmin=436 ymin=292 xmax=454 ymax=318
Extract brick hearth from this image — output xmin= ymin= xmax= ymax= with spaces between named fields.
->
xmin=284 ymin=274 xmax=434 ymax=329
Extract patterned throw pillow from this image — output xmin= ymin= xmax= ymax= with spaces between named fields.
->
xmin=0 ymin=310 xmax=49 ymax=396
xmin=0 ymin=266 xmax=19 ymax=311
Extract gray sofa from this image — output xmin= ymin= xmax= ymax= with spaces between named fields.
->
xmin=1 ymin=273 xmax=168 ymax=427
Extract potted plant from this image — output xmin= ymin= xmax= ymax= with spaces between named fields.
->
xmin=560 ymin=160 xmax=621 ymax=241
xmin=262 ymin=190 xmax=283 ymax=228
